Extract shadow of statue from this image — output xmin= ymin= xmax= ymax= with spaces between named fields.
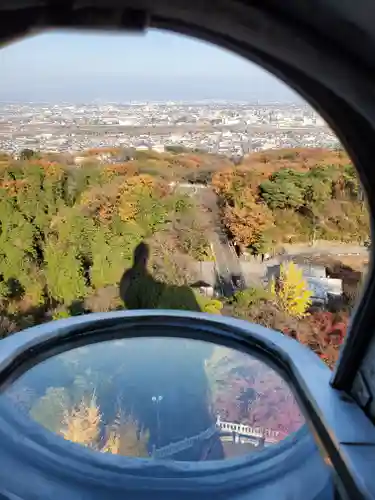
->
xmin=119 ymin=241 xmax=201 ymax=312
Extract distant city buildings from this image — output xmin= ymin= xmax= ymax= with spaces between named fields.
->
xmin=0 ymin=101 xmax=339 ymax=157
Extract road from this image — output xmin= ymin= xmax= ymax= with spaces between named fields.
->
xmin=178 ymin=182 xmax=368 ymax=291
xmin=19 ymin=122 xmax=329 ymax=138
xmin=280 ymin=242 xmax=367 ymax=257
xmin=208 ymin=232 xmax=242 ymax=296
xmin=239 ymin=243 xmax=369 ymax=287
xmin=194 ymin=186 xmax=245 ymax=296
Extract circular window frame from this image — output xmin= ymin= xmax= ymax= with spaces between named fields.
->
xmin=1 ymin=1 xmax=375 ymax=497
xmin=0 ymin=311 xmax=331 ymax=498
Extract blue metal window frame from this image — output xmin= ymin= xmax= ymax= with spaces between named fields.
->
xmin=0 ymin=311 xmax=373 ymax=498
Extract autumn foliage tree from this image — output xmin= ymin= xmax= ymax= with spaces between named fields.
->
xmin=283 ymin=311 xmax=348 ymax=368
xmin=271 ymin=262 xmax=312 ymax=318
xmin=214 ymin=148 xmax=369 ymax=253
xmin=223 ymin=193 xmax=273 ymax=251
xmin=0 ymin=150 xmax=213 ymax=332
xmin=0 ymin=147 xmax=363 ymax=373
xmin=29 ymin=388 xmax=150 ymax=457
xmin=205 ymin=345 xmax=304 ymax=435
xmin=214 ymin=170 xmax=274 ymax=251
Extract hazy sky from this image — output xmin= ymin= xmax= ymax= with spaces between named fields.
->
xmin=0 ymin=29 xmax=300 ymax=103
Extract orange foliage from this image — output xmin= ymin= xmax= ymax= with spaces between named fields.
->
xmin=119 ymin=174 xmax=155 ymax=191
xmin=185 ymin=154 xmax=202 ymax=165
xmin=118 ymin=200 xmax=138 ymax=223
xmin=79 ymin=181 xmax=123 ymax=223
xmin=85 ymin=147 xmax=122 ymax=156
xmin=0 ymin=179 xmax=27 ymax=196
xmin=242 ymin=148 xmax=349 ymax=175
xmin=213 ymin=147 xmax=357 ymax=250
xmin=284 ymin=311 xmax=348 ymax=368
xmin=212 ymin=168 xmax=236 ymax=195
xmin=98 ymin=203 xmax=115 ymax=222
xmin=213 ymin=167 xmax=268 ymax=198
xmin=31 ymin=160 xmax=65 ymax=178
xmin=223 ymin=196 xmax=273 ymax=248
xmin=101 ymin=162 xmax=138 ymax=181
xmin=80 ymin=173 xmax=165 ymax=224
xmin=119 ymin=174 xmax=168 ymax=198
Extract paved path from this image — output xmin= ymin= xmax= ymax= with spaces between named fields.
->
xmin=189 ymin=182 xmax=369 ymax=291
xmin=281 ymin=243 xmax=367 ymax=257
xmin=209 ymin=232 xmax=243 ymax=296
xmin=194 ymin=186 xmax=244 ymax=296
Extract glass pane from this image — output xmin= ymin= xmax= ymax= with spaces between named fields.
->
xmin=0 ymin=29 xmax=370 ymax=380
xmin=3 ymin=337 xmax=304 ymax=461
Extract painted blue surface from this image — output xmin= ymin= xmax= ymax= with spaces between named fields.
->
xmin=0 ymin=400 xmax=333 ymax=499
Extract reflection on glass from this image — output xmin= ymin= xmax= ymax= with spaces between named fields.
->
xmin=3 ymin=338 xmax=304 ymax=461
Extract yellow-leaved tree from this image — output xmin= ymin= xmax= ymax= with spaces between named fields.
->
xmin=60 ymin=396 xmax=150 ymax=457
xmin=31 ymin=389 xmax=150 ymax=457
xmin=271 ymin=261 xmax=312 ymax=318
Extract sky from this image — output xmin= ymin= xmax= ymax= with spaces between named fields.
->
xmin=0 ymin=29 xmax=300 ymax=103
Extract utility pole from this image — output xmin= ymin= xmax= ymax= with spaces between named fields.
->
xmin=152 ymin=395 xmax=163 ymax=448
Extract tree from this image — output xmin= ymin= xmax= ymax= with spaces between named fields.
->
xmin=60 ymin=394 xmax=101 ymax=447
xmin=304 ymin=167 xmax=333 ymax=207
xmin=90 ymin=229 xmax=140 ymax=289
xmin=31 ymin=389 xmax=150 ymax=457
xmin=223 ymin=195 xmax=273 ymax=250
xmin=112 ymin=414 xmax=150 ymax=457
xmin=30 ymin=387 xmax=70 ymax=433
xmin=271 ymin=262 xmax=312 ymax=318
xmin=165 ymin=145 xmax=188 ymax=154
xmin=285 ymin=311 xmax=348 ymax=368
xmin=148 ymin=231 xmax=197 ymax=286
xmin=205 ymin=345 xmax=304 ymax=433
xmin=229 ymin=286 xmax=273 ymax=318
xmin=0 ymin=147 xmax=369 ymax=337
xmin=44 ymin=240 xmax=87 ymax=304
xmin=19 ymin=149 xmax=36 ymax=161
xmin=260 ymin=169 xmax=305 ymax=210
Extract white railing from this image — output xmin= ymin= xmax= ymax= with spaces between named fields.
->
xmin=152 ymin=418 xmax=282 ymax=459
xmin=216 ymin=416 xmax=281 ymax=441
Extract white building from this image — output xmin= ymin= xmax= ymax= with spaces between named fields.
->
xmin=152 ymin=144 xmax=165 ymax=153
xmin=315 ymin=115 xmax=326 ymax=127
xmin=135 ymin=141 xmax=150 ymax=151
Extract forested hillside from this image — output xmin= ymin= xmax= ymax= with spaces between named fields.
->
xmin=0 ymin=151 xmax=214 ymax=334
xmin=0 ymin=147 xmax=369 ymax=449
xmin=0 ymin=147 xmax=369 ymax=371
xmin=213 ymin=148 xmax=369 ymax=254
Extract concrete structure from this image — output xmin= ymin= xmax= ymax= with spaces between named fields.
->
xmin=134 ymin=141 xmax=150 ymax=151
xmin=152 ymin=416 xmax=284 ymax=460
xmin=216 ymin=416 xmax=283 ymax=446
xmin=193 ymin=262 xmax=216 ymax=290
xmin=266 ymin=262 xmax=343 ymax=304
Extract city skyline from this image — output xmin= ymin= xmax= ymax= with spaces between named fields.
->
xmin=0 ymin=30 xmax=300 ymax=103
xmin=0 ymin=101 xmax=335 ymax=157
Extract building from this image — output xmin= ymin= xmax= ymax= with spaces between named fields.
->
xmin=266 ymin=262 xmax=342 ymax=305
xmin=193 ymin=262 xmax=217 ymax=297
xmin=74 ymin=156 xmax=87 ymax=166
xmin=152 ymin=143 xmax=165 ymax=153
xmin=134 ymin=141 xmax=150 ymax=151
